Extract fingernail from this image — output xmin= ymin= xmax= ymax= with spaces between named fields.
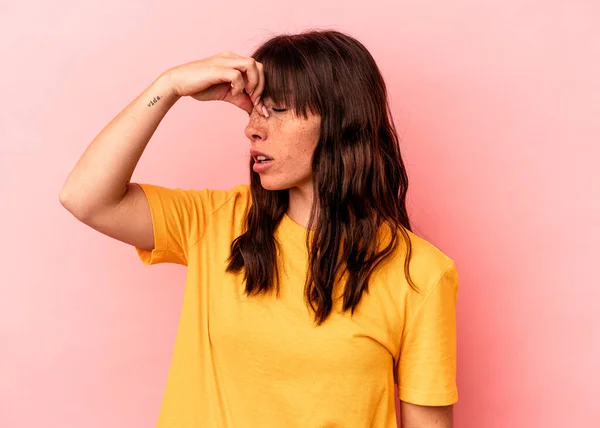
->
xmin=248 ymin=89 xmax=254 ymax=97
xmin=254 ymin=96 xmax=261 ymax=106
xmin=262 ymin=105 xmax=269 ymax=117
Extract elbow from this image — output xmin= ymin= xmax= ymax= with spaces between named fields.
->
xmin=59 ymin=187 xmax=92 ymax=220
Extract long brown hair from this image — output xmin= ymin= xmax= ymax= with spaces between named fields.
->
xmin=226 ymin=29 xmax=418 ymax=325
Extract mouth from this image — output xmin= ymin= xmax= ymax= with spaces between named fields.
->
xmin=252 ymin=155 xmax=274 ymax=173
xmin=253 ymin=155 xmax=273 ymax=163
xmin=250 ymin=149 xmax=274 ymax=163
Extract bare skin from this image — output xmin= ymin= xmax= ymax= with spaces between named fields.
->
xmin=244 ymin=98 xmax=321 ymax=229
xmin=60 ymin=51 xmax=268 ymax=250
xmin=60 ymin=49 xmax=453 ymax=427
xmin=401 ymin=402 xmax=454 ymax=428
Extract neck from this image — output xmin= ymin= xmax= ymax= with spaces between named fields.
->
xmin=287 ymin=184 xmax=316 ymax=230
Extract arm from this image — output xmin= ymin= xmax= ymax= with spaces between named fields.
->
xmin=59 ymin=52 xmax=266 ymax=251
xmin=397 ymin=261 xmax=459 ymax=426
xmin=59 ymin=73 xmax=179 ymax=251
xmin=400 ymin=402 xmax=453 ymax=427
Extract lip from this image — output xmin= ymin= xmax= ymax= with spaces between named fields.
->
xmin=252 ymin=158 xmax=274 ymax=173
xmin=249 ymin=148 xmax=273 ymax=161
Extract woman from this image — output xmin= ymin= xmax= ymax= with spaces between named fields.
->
xmin=60 ymin=29 xmax=458 ymax=428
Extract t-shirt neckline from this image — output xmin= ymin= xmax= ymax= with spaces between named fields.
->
xmin=281 ymin=212 xmax=314 ymax=239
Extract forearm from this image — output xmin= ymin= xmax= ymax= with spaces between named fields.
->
xmin=400 ymin=402 xmax=453 ymax=428
xmin=59 ymin=73 xmax=179 ymax=217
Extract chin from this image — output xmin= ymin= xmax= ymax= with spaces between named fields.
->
xmin=254 ymin=170 xmax=312 ymax=193
xmin=258 ymin=179 xmax=289 ymax=191
xmin=257 ymin=174 xmax=301 ymax=192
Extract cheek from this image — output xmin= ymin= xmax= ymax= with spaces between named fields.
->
xmin=295 ymin=124 xmax=320 ymax=155
xmin=273 ymin=117 xmax=320 ymax=165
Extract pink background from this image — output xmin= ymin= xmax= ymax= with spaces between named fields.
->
xmin=1 ymin=1 xmax=599 ymax=427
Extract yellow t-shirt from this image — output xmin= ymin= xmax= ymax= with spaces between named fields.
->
xmin=135 ymin=183 xmax=459 ymax=427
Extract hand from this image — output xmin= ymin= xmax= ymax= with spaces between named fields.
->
xmin=163 ymin=51 xmax=266 ymax=115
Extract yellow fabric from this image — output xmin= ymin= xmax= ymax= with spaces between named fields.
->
xmin=135 ymin=183 xmax=459 ymax=428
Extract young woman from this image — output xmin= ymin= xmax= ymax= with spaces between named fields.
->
xmin=60 ymin=30 xmax=458 ymax=428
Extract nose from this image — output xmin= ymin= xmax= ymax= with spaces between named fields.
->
xmin=244 ymin=107 xmax=267 ymax=143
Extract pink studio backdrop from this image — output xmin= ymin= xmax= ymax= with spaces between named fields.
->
xmin=1 ymin=1 xmax=598 ymax=427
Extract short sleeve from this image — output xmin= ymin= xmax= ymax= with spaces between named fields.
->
xmin=133 ymin=183 xmax=239 ymax=266
xmin=397 ymin=260 xmax=459 ymax=406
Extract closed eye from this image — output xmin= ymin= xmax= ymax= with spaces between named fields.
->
xmin=272 ymin=108 xmax=287 ymax=113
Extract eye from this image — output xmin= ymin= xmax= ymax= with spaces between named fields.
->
xmin=272 ymin=108 xmax=287 ymax=113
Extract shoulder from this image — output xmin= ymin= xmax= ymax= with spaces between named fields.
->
xmin=404 ymin=228 xmax=454 ymax=272
xmin=190 ymin=183 xmax=252 ymax=214
xmin=214 ymin=183 xmax=251 ymax=212
xmin=405 ymin=228 xmax=457 ymax=293
xmin=378 ymin=225 xmax=456 ymax=297
xmin=202 ymin=184 xmax=252 ymax=231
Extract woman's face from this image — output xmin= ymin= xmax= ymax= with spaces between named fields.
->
xmin=245 ymin=97 xmax=321 ymax=193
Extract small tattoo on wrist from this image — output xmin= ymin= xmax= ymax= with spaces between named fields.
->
xmin=147 ymin=95 xmax=161 ymax=107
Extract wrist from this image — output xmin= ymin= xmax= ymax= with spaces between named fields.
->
xmin=153 ymin=72 xmax=181 ymax=102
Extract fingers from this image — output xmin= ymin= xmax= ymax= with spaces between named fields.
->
xmin=226 ymin=69 xmax=246 ymax=97
xmin=252 ymin=61 xmax=265 ymax=107
xmin=228 ymin=90 xmax=255 ymax=114
xmin=215 ymin=54 xmax=261 ymax=98
xmin=213 ymin=68 xmax=254 ymax=114
xmin=215 ymin=56 xmax=266 ymax=116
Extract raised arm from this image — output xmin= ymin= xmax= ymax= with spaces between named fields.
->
xmin=59 ymin=52 xmax=266 ymax=251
